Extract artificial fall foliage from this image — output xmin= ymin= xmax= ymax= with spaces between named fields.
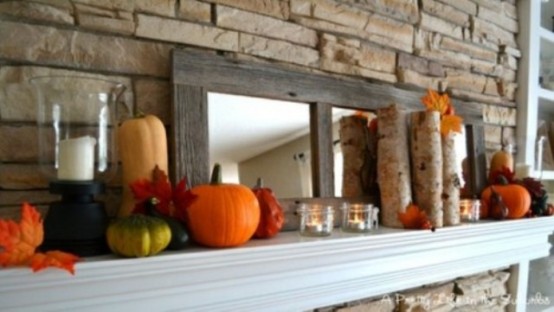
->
xmin=398 ymin=203 xmax=434 ymax=230
xmin=488 ymin=166 xmax=516 ymax=185
xmin=421 ymin=89 xmax=463 ymax=136
xmin=0 ymin=203 xmax=79 ymax=274
xmin=130 ymin=165 xmax=197 ymax=223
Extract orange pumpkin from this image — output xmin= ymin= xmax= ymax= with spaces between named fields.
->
xmin=252 ymin=178 xmax=284 ymax=239
xmin=186 ymin=164 xmax=260 ymax=247
xmin=481 ymin=182 xmax=530 ymax=219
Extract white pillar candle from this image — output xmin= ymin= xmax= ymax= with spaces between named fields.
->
xmin=514 ymin=163 xmax=533 ymax=179
xmin=57 ymin=136 xmax=96 ymax=181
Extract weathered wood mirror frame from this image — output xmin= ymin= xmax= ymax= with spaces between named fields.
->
xmin=171 ymin=48 xmax=487 ymax=199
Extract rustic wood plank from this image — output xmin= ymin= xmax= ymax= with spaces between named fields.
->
xmin=172 ymin=49 xmax=481 ymax=120
xmin=465 ymin=124 xmax=487 ymax=197
xmin=170 ymin=84 xmax=209 ymax=187
xmin=310 ymin=102 xmax=334 ymax=197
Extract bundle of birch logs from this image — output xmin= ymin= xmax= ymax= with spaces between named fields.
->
xmin=378 ymin=104 xmax=460 ymax=228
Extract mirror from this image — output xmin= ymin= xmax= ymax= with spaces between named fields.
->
xmin=208 ymin=92 xmax=312 ymax=198
xmin=171 ymin=49 xmax=485 ymax=201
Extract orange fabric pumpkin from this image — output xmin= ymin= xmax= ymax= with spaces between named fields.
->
xmin=481 ymin=183 xmax=530 ymax=219
xmin=252 ymin=178 xmax=284 ymax=239
xmin=186 ymin=164 xmax=260 ymax=247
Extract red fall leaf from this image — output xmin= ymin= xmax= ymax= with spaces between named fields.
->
xmin=131 ymin=166 xmax=197 ymax=223
xmin=30 ymin=251 xmax=80 ymax=275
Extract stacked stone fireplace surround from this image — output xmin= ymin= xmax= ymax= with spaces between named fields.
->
xmin=0 ymin=0 xmax=529 ymax=310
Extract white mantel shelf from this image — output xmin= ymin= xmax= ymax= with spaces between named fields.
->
xmin=1 ymin=218 xmax=554 ymax=312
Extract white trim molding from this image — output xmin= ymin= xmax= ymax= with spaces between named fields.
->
xmin=1 ymin=218 xmax=554 ymax=312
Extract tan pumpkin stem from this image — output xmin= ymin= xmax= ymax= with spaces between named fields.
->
xmin=211 ymin=163 xmax=223 ymax=185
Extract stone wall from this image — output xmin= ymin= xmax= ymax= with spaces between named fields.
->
xmin=314 ymin=270 xmax=512 ymax=312
xmin=0 ymin=0 xmax=519 ymax=218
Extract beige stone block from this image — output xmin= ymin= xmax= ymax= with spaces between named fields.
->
xmin=136 ymin=14 xmax=238 ymax=52
xmin=499 ymin=53 xmax=518 ymax=71
xmin=398 ymin=282 xmax=455 ymax=312
xmin=440 ymin=37 xmax=497 ymax=63
xmin=321 ymin=59 xmax=397 ymax=83
xmin=500 ymin=68 xmax=517 ymax=82
xmin=482 ymin=105 xmax=516 ymax=126
xmin=446 ymin=69 xmax=488 ymax=94
xmin=483 ymin=78 xmax=500 ymax=96
xmin=500 ymin=45 xmax=521 ymax=58
xmin=478 ymin=5 xmax=518 ymax=33
xmin=0 ymin=66 xmax=132 ymax=122
xmin=74 ymin=3 xmax=116 ymax=17
xmin=471 ymin=59 xmax=503 ymax=77
xmin=421 ymin=0 xmax=469 ymax=27
xmin=290 ymin=0 xmax=311 ymax=16
xmin=398 ymin=52 xmax=444 ymax=77
xmin=498 ymin=81 xmax=517 ymax=100
xmin=217 ymin=5 xmax=316 ymax=47
xmin=364 ymin=13 xmax=414 ymax=48
xmin=73 ymin=0 xmax=175 ymax=17
xmin=416 ymin=49 xmax=472 ymax=70
xmin=292 ymin=16 xmax=413 ymax=52
xmin=134 ymin=79 xmax=171 ymax=125
xmin=502 ymin=126 xmax=516 ymax=146
xmin=420 ymin=12 xmax=463 ymax=39
xmin=32 ymin=0 xmax=73 ymax=11
xmin=1 ymin=190 xmax=59 ymax=207
xmin=339 ymin=0 xmax=419 ymax=24
xmin=472 ymin=0 xmax=502 ymax=12
xmin=117 ymin=10 xmax=133 ymax=20
xmin=0 ymin=20 xmax=172 ymax=77
xmin=78 ymin=14 xmax=135 ymax=35
xmin=502 ymin=2 xmax=517 ymax=20
xmin=472 ymin=16 xmax=517 ymax=47
xmin=311 ymin=0 xmax=369 ymax=29
xmin=0 ymin=125 xmax=41 ymax=162
xmin=179 ymin=0 xmax=211 ymax=22
xmin=484 ymin=125 xmax=502 ymax=144
xmin=240 ymin=33 xmax=319 ymax=67
xmin=0 ymin=1 xmax=74 ymax=24
xmin=414 ymin=29 xmax=441 ymax=51
xmin=397 ymin=68 xmax=440 ymax=90
xmin=435 ymin=0 xmax=476 ymax=15
xmin=359 ymin=43 xmax=396 ymax=73
xmin=205 ymin=0 xmax=289 ymax=19
xmin=450 ymin=88 xmax=506 ymax=106
xmin=336 ymin=298 xmax=395 ymax=312
xmin=0 ymin=164 xmax=49 ymax=189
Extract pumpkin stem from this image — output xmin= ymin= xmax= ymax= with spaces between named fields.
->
xmin=135 ymin=110 xmax=146 ymax=118
xmin=210 ymin=163 xmax=223 ymax=185
xmin=255 ymin=178 xmax=264 ymax=188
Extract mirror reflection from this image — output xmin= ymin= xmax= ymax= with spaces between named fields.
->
xmin=208 ymin=92 xmax=311 ymax=198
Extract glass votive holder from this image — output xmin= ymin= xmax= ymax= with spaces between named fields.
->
xmin=460 ymin=199 xmax=480 ymax=222
xmin=341 ymin=203 xmax=374 ymax=233
xmin=297 ymin=204 xmax=334 ymax=237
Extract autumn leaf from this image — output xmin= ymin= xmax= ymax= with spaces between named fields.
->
xmin=398 ymin=203 xmax=433 ymax=230
xmin=30 ymin=251 xmax=79 ymax=275
xmin=0 ymin=203 xmax=43 ymax=267
xmin=0 ymin=203 xmax=79 ymax=274
xmin=131 ymin=166 xmax=197 ymax=222
xmin=421 ymin=89 xmax=450 ymax=115
xmin=440 ymin=115 xmax=463 ymax=136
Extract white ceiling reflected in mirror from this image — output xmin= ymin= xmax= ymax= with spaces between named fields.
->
xmin=208 ymin=93 xmax=351 ymax=199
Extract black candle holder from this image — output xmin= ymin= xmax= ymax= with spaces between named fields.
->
xmin=40 ymin=181 xmax=109 ymax=256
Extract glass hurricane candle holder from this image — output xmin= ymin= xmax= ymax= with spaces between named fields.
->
xmin=32 ymin=76 xmax=125 ymax=256
xmin=341 ymin=204 xmax=375 ymax=233
xmin=297 ymin=204 xmax=334 ymax=237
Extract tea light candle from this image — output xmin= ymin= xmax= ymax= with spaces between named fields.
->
xmin=347 ymin=218 xmax=366 ymax=231
xmin=341 ymin=204 xmax=373 ymax=233
xmin=57 ymin=136 xmax=96 ymax=181
xmin=305 ymin=221 xmax=323 ymax=233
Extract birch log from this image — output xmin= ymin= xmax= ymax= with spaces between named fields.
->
xmin=442 ymin=132 xmax=461 ymax=226
xmin=411 ymin=111 xmax=443 ymax=228
xmin=339 ymin=116 xmax=376 ymax=197
xmin=377 ymin=104 xmax=412 ymax=228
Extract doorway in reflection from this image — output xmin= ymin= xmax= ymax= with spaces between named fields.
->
xmin=208 ymin=92 xmax=311 ymax=198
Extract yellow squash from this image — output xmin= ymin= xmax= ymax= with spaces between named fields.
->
xmin=118 ymin=114 xmax=168 ymax=217
xmin=106 ymin=215 xmax=171 ymax=257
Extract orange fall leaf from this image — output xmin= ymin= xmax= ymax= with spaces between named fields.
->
xmin=0 ymin=203 xmax=79 ymax=274
xmin=440 ymin=115 xmax=463 ymax=136
xmin=398 ymin=203 xmax=432 ymax=230
xmin=421 ymin=89 xmax=450 ymax=115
